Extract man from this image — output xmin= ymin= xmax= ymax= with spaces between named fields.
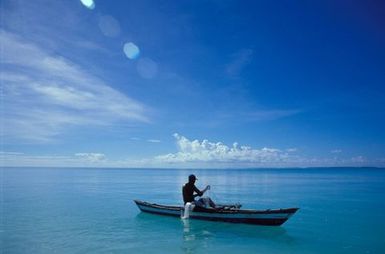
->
xmin=182 ymin=174 xmax=215 ymax=208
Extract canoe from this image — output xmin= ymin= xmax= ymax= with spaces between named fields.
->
xmin=134 ymin=200 xmax=299 ymax=226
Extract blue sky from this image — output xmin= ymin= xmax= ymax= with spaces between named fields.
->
xmin=1 ymin=0 xmax=385 ymax=168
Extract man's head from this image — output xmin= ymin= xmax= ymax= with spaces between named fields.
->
xmin=188 ymin=174 xmax=197 ymax=183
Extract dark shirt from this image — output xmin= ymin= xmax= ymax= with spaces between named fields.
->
xmin=182 ymin=182 xmax=203 ymax=204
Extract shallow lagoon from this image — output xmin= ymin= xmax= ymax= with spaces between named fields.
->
xmin=2 ymin=167 xmax=385 ymax=253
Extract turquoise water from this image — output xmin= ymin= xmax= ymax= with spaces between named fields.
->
xmin=1 ymin=167 xmax=385 ymax=253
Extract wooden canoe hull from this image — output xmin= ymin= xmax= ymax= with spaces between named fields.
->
xmin=134 ymin=200 xmax=298 ymax=226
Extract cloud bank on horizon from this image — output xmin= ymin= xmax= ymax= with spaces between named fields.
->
xmin=1 ymin=134 xmax=378 ymax=168
xmin=156 ymin=134 xmax=293 ymax=164
xmin=153 ymin=134 xmax=377 ymax=168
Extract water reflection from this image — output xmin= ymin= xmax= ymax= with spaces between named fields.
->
xmin=181 ymin=218 xmax=294 ymax=239
xmin=181 ymin=219 xmax=216 ymax=253
xmin=181 ymin=218 xmax=297 ymax=253
xmin=135 ymin=212 xmax=297 ymax=253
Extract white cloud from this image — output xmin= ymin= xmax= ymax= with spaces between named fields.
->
xmin=154 ymin=133 xmax=294 ymax=166
xmin=1 ymin=30 xmax=149 ymax=142
xmin=331 ymin=149 xmax=342 ymax=153
xmin=1 ymin=151 xmax=107 ymax=167
xmin=1 ymin=153 xmax=77 ymax=167
xmin=75 ymin=153 xmax=106 ymax=162
xmin=147 ymin=139 xmax=161 ymax=143
xmin=351 ymin=155 xmax=365 ymax=163
xmin=151 ymin=134 xmax=385 ymax=168
xmin=2 ymin=148 xmax=383 ymax=168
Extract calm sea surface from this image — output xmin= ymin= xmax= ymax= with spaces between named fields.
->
xmin=1 ymin=167 xmax=385 ymax=253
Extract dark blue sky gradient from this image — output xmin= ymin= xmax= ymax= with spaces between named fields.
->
xmin=2 ymin=0 xmax=385 ymax=167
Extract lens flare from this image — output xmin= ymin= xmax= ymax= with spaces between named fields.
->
xmin=98 ymin=15 xmax=121 ymax=37
xmin=80 ymin=0 xmax=95 ymax=9
xmin=123 ymin=42 xmax=140 ymax=60
xmin=137 ymin=58 xmax=158 ymax=79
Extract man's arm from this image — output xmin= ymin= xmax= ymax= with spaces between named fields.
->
xmin=193 ymin=185 xmax=210 ymax=197
xmin=193 ymin=185 xmax=203 ymax=198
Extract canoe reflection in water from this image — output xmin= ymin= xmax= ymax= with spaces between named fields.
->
xmin=134 ymin=212 xmax=297 ymax=254
xmin=180 ymin=216 xmax=297 ymax=254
